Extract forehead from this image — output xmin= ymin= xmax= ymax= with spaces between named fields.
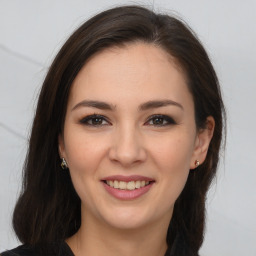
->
xmin=77 ymin=42 xmax=184 ymax=83
xmin=68 ymin=42 xmax=192 ymax=109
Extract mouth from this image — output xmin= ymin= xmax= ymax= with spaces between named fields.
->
xmin=101 ymin=175 xmax=155 ymax=200
xmin=102 ymin=180 xmax=154 ymax=191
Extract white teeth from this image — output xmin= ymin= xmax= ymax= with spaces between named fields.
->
xmin=135 ymin=180 xmax=141 ymax=189
xmin=119 ymin=181 xmax=126 ymax=190
xmin=106 ymin=180 xmax=151 ymax=190
xmin=114 ymin=180 xmax=119 ymax=188
xmin=127 ymin=181 xmax=135 ymax=190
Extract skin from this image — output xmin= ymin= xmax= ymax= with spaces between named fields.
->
xmin=59 ymin=42 xmax=214 ymax=256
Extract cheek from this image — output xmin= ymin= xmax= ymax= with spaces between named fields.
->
xmin=65 ymin=135 xmax=106 ymax=174
xmin=63 ymin=132 xmax=108 ymax=203
xmin=150 ymin=135 xmax=194 ymax=204
xmin=151 ymin=135 xmax=195 ymax=171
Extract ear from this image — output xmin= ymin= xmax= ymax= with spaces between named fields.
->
xmin=58 ymin=134 xmax=66 ymax=159
xmin=190 ymin=116 xmax=215 ymax=169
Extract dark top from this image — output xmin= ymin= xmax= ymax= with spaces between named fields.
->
xmin=0 ymin=241 xmax=74 ymax=256
xmin=1 ymin=241 xmax=171 ymax=256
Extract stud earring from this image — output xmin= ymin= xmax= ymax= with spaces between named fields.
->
xmin=61 ymin=158 xmax=68 ymax=170
xmin=195 ymin=160 xmax=200 ymax=168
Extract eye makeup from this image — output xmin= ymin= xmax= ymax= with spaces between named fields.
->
xmin=145 ymin=114 xmax=177 ymax=126
xmin=78 ymin=113 xmax=177 ymax=128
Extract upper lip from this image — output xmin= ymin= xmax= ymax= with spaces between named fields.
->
xmin=101 ymin=175 xmax=154 ymax=182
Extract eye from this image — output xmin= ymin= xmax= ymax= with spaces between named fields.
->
xmin=145 ymin=114 xmax=176 ymax=126
xmin=79 ymin=114 xmax=110 ymax=126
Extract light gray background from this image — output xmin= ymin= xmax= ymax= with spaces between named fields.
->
xmin=0 ymin=0 xmax=255 ymax=255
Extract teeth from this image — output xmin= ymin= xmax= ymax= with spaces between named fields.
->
xmin=119 ymin=181 xmax=126 ymax=189
xmin=127 ymin=181 xmax=135 ymax=190
xmin=135 ymin=181 xmax=141 ymax=189
xmin=114 ymin=180 xmax=119 ymax=188
xmin=106 ymin=180 xmax=151 ymax=190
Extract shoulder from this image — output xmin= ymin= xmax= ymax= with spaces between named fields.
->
xmin=1 ymin=241 xmax=74 ymax=256
xmin=1 ymin=245 xmax=35 ymax=256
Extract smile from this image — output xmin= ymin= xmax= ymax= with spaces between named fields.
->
xmin=101 ymin=175 xmax=155 ymax=200
xmin=104 ymin=180 xmax=151 ymax=190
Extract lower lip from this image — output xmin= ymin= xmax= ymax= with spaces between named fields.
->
xmin=102 ymin=182 xmax=154 ymax=200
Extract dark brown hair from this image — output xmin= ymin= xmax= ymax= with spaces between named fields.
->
xmin=13 ymin=5 xmax=225 ymax=256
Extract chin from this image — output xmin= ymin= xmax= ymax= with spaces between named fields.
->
xmin=98 ymin=205 xmax=168 ymax=231
xmin=104 ymin=216 xmax=150 ymax=231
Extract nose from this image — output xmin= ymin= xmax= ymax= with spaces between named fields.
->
xmin=108 ymin=125 xmax=147 ymax=167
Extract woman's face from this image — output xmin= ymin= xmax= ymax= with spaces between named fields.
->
xmin=59 ymin=43 xmax=211 ymax=230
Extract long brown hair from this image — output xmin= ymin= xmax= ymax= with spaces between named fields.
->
xmin=13 ymin=5 xmax=225 ymax=255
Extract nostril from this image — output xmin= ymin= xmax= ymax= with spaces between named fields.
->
xmin=108 ymin=139 xmax=147 ymax=166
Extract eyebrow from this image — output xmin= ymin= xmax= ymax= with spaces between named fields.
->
xmin=139 ymin=100 xmax=183 ymax=111
xmin=71 ymin=99 xmax=183 ymax=111
xmin=71 ymin=100 xmax=116 ymax=111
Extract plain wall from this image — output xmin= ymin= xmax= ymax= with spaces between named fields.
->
xmin=0 ymin=0 xmax=255 ymax=255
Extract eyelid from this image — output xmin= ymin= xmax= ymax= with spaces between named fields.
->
xmin=79 ymin=113 xmax=176 ymax=127
xmin=145 ymin=114 xmax=176 ymax=126
xmin=79 ymin=114 xmax=111 ymax=126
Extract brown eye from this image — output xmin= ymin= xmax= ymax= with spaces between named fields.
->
xmin=80 ymin=114 xmax=110 ymax=126
xmin=91 ymin=117 xmax=104 ymax=125
xmin=152 ymin=117 xmax=165 ymax=125
xmin=146 ymin=115 xmax=176 ymax=126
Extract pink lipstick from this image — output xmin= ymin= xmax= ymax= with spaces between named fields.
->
xmin=101 ymin=175 xmax=155 ymax=200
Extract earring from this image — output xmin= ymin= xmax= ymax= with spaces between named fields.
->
xmin=195 ymin=160 xmax=200 ymax=168
xmin=61 ymin=157 xmax=68 ymax=170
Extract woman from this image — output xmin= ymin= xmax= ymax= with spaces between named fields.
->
xmin=1 ymin=5 xmax=225 ymax=256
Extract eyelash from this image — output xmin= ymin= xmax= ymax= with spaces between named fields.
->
xmin=79 ymin=114 xmax=110 ymax=126
xmin=145 ymin=114 xmax=176 ymax=126
xmin=79 ymin=114 xmax=176 ymax=127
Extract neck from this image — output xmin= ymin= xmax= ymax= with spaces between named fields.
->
xmin=66 ymin=209 xmax=171 ymax=256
